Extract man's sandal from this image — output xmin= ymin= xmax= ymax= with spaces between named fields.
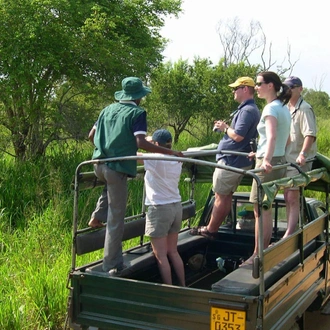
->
xmin=189 ymin=226 xmax=217 ymax=240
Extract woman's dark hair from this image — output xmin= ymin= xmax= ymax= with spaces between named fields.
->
xmin=258 ymin=71 xmax=292 ymax=105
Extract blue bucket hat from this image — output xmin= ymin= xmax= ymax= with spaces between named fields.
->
xmin=152 ymin=129 xmax=172 ymax=145
xmin=114 ymin=77 xmax=151 ymax=101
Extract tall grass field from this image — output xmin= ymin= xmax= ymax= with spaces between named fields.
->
xmin=1 ymin=119 xmax=330 ymax=329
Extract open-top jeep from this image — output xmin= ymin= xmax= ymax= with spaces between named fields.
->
xmin=66 ymin=146 xmax=330 ymax=330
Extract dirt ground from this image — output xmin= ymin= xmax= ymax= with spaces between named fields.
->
xmin=305 ymin=305 xmax=330 ymax=329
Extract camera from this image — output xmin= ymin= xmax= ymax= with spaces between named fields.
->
xmin=250 ymin=138 xmax=258 ymax=152
xmin=213 ymin=126 xmax=221 ymax=133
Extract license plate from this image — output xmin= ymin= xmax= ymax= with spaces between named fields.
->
xmin=211 ymin=307 xmax=246 ymax=330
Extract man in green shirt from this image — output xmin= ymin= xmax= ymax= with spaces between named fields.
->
xmin=92 ymin=77 xmax=183 ymax=275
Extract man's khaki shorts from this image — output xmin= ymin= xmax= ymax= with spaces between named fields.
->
xmin=213 ymin=159 xmax=251 ymax=195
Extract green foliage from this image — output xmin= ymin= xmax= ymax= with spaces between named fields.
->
xmin=201 ymin=60 xmax=262 ymax=128
xmin=316 ymin=118 xmax=330 ymax=156
xmin=146 ymin=58 xmax=210 ymax=142
xmin=303 ymin=88 xmax=330 ymax=118
xmin=0 ymin=0 xmax=182 ymax=160
xmin=0 ymin=141 xmax=92 ymax=227
xmin=146 ymin=59 xmax=261 ymax=143
xmin=1 ymin=119 xmax=330 ymax=328
xmin=0 ymin=206 xmax=72 ymax=329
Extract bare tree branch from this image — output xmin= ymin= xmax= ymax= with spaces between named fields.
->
xmin=312 ymin=73 xmax=327 ymax=91
xmin=216 ymin=17 xmax=298 ymax=76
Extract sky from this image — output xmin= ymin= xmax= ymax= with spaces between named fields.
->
xmin=160 ymin=0 xmax=330 ymax=95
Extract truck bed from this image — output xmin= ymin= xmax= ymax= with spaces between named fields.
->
xmin=69 ymin=221 xmax=328 ymax=329
xmin=67 ymin=152 xmax=330 ymax=330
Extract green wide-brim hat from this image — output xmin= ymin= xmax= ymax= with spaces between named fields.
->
xmin=114 ymin=77 xmax=151 ymax=101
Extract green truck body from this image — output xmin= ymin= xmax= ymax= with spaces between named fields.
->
xmin=66 ymin=149 xmax=330 ymax=330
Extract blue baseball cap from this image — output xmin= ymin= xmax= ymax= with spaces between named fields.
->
xmin=152 ymin=129 xmax=172 ymax=145
xmin=283 ymin=76 xmax=303 ymax=88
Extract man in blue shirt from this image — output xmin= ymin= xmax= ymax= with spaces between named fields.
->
xmin=190 ymin=77 xmax=260 ymax=239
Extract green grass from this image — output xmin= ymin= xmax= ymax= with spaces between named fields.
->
xmin=0 ymin=143 xmax=90 ymax=329
xmin=0 ymin=120 xmax=329 ymax=329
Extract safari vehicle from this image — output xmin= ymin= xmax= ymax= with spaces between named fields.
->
xmin=65 ymin=146 xmax=330 ymax=330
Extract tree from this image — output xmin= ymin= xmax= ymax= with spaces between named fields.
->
xmin=147 ymin=59 xmax=261 ymax=143
xmin=303 ymin=89 xmax=330 ymax=118
xmin=147 ymin=58 xmax=208 ymax=143
xmin=0 ymin=0 xmax=182 ymax=160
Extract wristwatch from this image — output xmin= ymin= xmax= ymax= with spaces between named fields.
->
xmin=300 ymin=151 xmax=307 ymax=157
xmin=224 ymin=127 xmax=228 ymax=134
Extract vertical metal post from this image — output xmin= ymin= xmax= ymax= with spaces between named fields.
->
xmin=71 ymin=164 xmax=82 ymax=272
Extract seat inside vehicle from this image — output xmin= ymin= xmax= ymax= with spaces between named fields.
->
xmin=76 ymin=200 xmax=196 ymax=255
xmin=85 ymin=230 xmax=208 ymax=280
xmin=211 ymin=239 xmax=317 ymax=295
